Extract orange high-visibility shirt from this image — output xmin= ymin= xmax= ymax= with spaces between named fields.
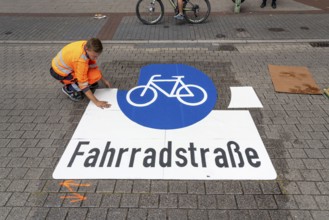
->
xmin=52 ymin=40 xmax=97 ymax=89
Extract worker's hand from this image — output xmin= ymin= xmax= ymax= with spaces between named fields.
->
xmin=95 ymin=100 xmax=111 ymax=109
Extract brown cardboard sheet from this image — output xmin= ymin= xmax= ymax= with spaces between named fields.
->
xmin=268 ymin=64 xmax=322 ymax=94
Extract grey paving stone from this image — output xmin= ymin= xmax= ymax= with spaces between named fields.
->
xmin=241 ymin=181 xmax=262 ymax=194
xmin=101 ymin=193 xmax=121 ymax=207
xmin=223 ymin=181 xmax=242 ymax=194
xmin=294 ymin=195 xmax=318 ymax=210
xmin=317 ymin=182 xmax=329 ymax=195
xmin=297 ymin=182 xmax=321 ymax=195
xmin=96 ymin=180 xmax=116 ymax=193
xmin=188 ymin=209 xmax=208 ymax=220
xmin=147 ymin=209 xmax=167 ymax=220
xmin=151 ymin=181 xmax=168 ymax=193
xmin=127 ymin=208 xmax=147 ymax=220
xmin=24 ymin=168 xmax=44 ymax=179
xmin=303 ymin=159 xmax=323 ymax=169
xmin=107 ymin=208 xmax=128 ymax=220
xmin=198 ymin=195 xmax=217 ymax=209
xmin=311 ymin=211 xmax=329 ymax=220
xmin=66 ymin=208 xmax=88 ymax=220
xmin=0 ymin=192 xmax=11 ymax=206
xmin=217 ymin=195 xmax=237 ymax=209
xmin=208 ymin=210 xmax=229 ymax=220
xmin=46 ymin=207 xmax=68 ymax=220
xmin=260 ymin=181 xmax=282 ymax=194
xmin=178 ymin=194 xmax=197 ymax=209
xmin=268 ymin=210 xmax=291 ymax=220
xmin=314 ymin=195 xmax=329 ymax=210
xmin=114 ymin=180 xmax=133 ymax=193
xmin=167 ymin=209 xmax=188 ymax=220
xmin=289 ymin=210 xmax=313 ymax=220
xmin=132 ymin=180 xmax=151 ymax=193
xmin=80 ymin=193 xmax=102 ymax=207
xmin=26 ymin=207 xmax=50 ymax=220
xmin=0 ymin=179 xmax=11 ymax=191
xmin=319 ymin=170 xmax=329 ymax=181
xmin=7 ymin=179 xmax=29 ymax=192
xmin=6 ymin=207 xmax=31 ymax=220
xmin=6 ymin=192 xmax=30 ymax=206
xmin=187 ymin=181 xmax=205 ymax=194
xmin=120 ymin=194 xmax=139 ymax=208
xmin=25 ymin=180 xmax=46 ymax=192
xmin=25 ymin=192 xmax=48 ymax=207
xmin=255 ymin=195 xmax=278 ymax=210
xmin=301 ymin=170 xmax=323 ymax=181
xmin=205 ymin=181 xmax=223 ymax=194
xmin=77 ymin=180 xmax=98 ymax=193
xmin=44 ymin=193 xmax=65 ymax=207
xmin=7 ymin=158 xmax=27 ymax=168
xmin=86 ymin=208 xmax=108 ymax=220
xmin=236 ymin=195 xmax=257 ymax=209
xmin=229 ymin=210 xmax=251 ymax=220
xmin=274 ymin=195 xmax=298 ymax=209
xmin=43 ymin=180 xmax=61 ymax=192
xmin=159 ymin=194 xmax=178 ymax=208
xmin=169 ymin=181 xmax=187 ymax=194
xmin=249 ymin=210 xmax=271 ymax=220
xmin=139 ymin=194 xmax=159 ymax=208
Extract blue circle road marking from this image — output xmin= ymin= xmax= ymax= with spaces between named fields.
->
xmin=117 ymin=64 xmax=217 ymax=130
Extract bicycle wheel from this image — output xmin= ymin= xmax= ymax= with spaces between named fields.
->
xmin=183 ymin=0 xmax=211 ymax=24
xmin=127 ymin=86 xmax=157 ymax=107
xmin=177 ymin=85 xmax=207 ymax=106
xmin=136 ymin=0 xmax=164 ymax=25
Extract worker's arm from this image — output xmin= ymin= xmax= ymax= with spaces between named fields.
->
xmin=84 ymin=90 xmax=111 ymax=109
xmin=101 ymin=76 xmax=111 ymax=88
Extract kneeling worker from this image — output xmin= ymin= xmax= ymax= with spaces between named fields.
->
xmin=50 ymin=38 xmax=111 ymax=109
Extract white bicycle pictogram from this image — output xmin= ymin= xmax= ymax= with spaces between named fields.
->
xmin=127 ymin=74 xmax=208 ymax=107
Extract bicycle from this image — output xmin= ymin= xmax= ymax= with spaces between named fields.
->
xmin=127 ymin=74 xmax=208 ymax=107
xmin=136 ymin=0 xmax=211 ymax=25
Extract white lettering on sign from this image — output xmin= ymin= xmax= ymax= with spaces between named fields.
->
xmin=53 ymin=89 xmax=276 ymax=180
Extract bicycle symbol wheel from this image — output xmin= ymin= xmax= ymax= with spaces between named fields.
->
xmin=177 ymin=85 xmax=207 ymax=106
xmin=127 ymin=85 xmax=158 ymax=107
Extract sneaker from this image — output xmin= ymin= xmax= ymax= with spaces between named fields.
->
xmin=62 ymin=86 xmax=84 ymax=102
xmin=174 ymin=13 xmax=184 ymax=20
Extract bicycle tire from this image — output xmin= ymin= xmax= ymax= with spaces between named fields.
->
xmin=183 ymin=0 xmax=211 ymax=24
xmin=177 ymin=85 xmax=207 ymax=106
xmin=136 ymin=0 xmax=164 ymax=25
xmin=127 ymin=86 xmax=157 ymax=107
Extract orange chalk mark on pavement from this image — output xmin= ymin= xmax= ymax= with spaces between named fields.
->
xmin=60 ymin=193 xmax=87 ymax=203
xmin=59 ymin=180 xmax=91 ymax=203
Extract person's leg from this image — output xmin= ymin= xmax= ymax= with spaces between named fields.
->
xmin=271 ymin=0 xmax=276 ymax=9
xmin=174 ymin=0 xmax=184 ymax=20
xmin=260 ymin=0 xmax=267 ymax=8
xmin=50 ymin=67 xmax=83 ymax=101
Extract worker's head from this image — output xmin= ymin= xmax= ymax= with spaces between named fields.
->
xmin=85 ymin=38 xmax=103 ymax=60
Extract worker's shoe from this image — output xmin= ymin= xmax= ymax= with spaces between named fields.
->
xmin=260 ymin=1 xmax=266 ymax=8
xmin=174 ymin=13 xmax=184 ymax=20
xmin=62 ymin=85 xmax=84 ymax=102
xmin=271 ymin=1 xmax=276 ymax=9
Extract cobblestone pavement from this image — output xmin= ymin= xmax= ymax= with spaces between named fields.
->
xmin=1 ymin=0 xmax=329 ymax=220
xmin=0 ymin=41 xmax=329 ymax=219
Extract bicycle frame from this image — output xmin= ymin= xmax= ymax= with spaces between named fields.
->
xmin=141 ymin=74 xmax=194 ymax=97
xmin=156 ymin=0 xmax=194 ymax=12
